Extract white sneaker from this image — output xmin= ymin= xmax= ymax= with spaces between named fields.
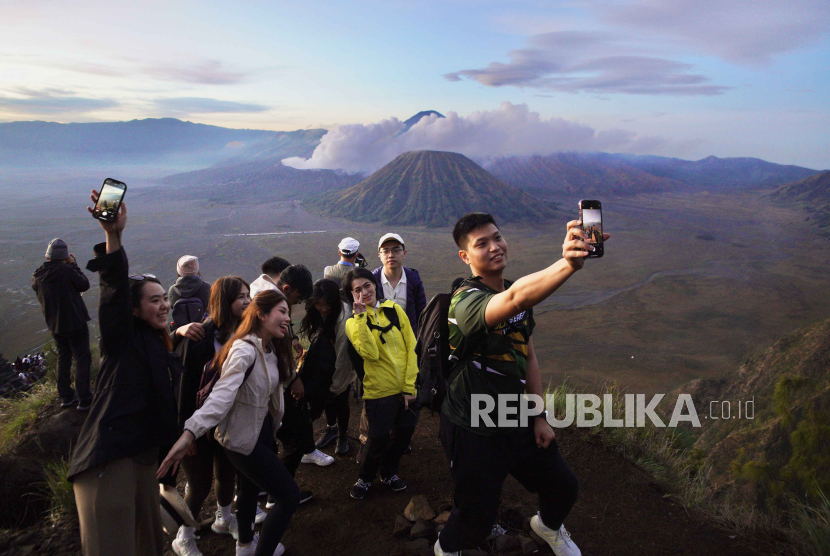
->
xmin=530 ymin=514 xmax=582 ymax=556
xmin=255 ymin=504 xmax=267 ymax=524
xmin=300 ymin=449 xmax=335 ymax=466
xmin=274 ymin=544 xmax=286 ymax=556
xmin=433 ymin=537 xmax=460 ymax=556
xmin=211 ymin=510 xmax=239 ymax=540
xmin=172 ymin=536 xmax=203 ymax=556
xmin=236 ymin=533 xmax=258 ymax=556
xmin=486 ymin=523 xmax=507 ymax=540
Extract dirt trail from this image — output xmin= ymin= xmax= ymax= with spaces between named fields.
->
xmin=0 ymin=396 xmax=779 ymax=556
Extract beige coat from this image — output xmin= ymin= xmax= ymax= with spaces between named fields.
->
xmin=184 ymin=334 xmax=285 ymax=456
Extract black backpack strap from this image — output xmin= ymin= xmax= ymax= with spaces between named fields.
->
xmin=365 ymin=306 xmax=401 ymax=344
xmin=241 ymin=339 xmax=258 ymax=383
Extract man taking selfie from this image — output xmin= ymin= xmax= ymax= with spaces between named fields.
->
xmin=435 ymin=213 xmax=609 ymax=556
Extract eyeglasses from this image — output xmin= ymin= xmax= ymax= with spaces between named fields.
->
xmin=379 ymin=247 xmax=404 ymax=256
xmin=128 ymin=273 xmax=157 ymax=281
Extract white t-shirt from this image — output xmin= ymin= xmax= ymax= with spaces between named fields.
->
xmin=380 ymin=270 xmax=407 ymax=312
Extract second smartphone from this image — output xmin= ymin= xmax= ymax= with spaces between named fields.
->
xmin=579 ymin=199 xmax=604 ymax=258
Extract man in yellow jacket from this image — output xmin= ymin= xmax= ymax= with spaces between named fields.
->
xmin=343 ymin=268 xmax=419 ymax=500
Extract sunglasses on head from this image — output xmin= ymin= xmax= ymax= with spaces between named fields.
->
xmin=128 ymin=273 xmax=157 ymax=281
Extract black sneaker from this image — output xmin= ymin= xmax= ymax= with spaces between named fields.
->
xmin=299 ymin=490 xmax=313 ymax=505
xmin=315 ymin=425 xmax=338 ymax=449
xmin=77 ymin=401 xmax=91 ymax=411
xmin=350 ymin=479 xmax=371 ymax=500
xmin=60 ymin=397 xmax=78 ymax=409
xmin=336 ymin=436 xmax=350 ymax=455
xmin=381 ymin=474 xmax=407 ymax=492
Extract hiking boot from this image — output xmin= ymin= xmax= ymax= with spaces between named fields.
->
xmin=77 ymin=401 xmax=91 ymax=411
xmin=381 ymin=474 xmax=407 ymax=492
xmin=530 ymin=514 xmax=581 ymax=556
xmin=355 ymin=441 xmax=366 ymax=464
xmin=433 ymin=538 xmax=460 ymax=556
xmin=235 ymin=533 xmax=258 ymax=556
xmin=335 ymin=436 xmax=350 ymax=455
xmin=60 ymin=397 xmax=78 ymax=409
xmin=172 ymin=535 xmax=203 ymax=556
xmin=350 ymin=479 xmax=371 ymax=500
xmin=255 ymin=505 xmax=267 ymax=524
xmin=300 ymin=449 xmax=334 ymax=466
xmin=315 ymin=425 xmax=338 ymax=448
xmin=211 ymin=510 xmax=239 ymax=539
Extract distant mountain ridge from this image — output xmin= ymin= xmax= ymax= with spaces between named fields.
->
xmin=485 ymin=152 xmax=820 ymax=196
xmin=305 ymin=150 xmax=561 ymax=227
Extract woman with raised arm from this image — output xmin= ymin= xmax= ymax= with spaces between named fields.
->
xmin=69 ymin=192 xmax=179 ymax=556
xmin=159 ymin=290 xmax=300 ymax=556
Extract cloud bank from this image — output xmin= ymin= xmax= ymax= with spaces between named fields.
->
xmin=445 ymin=31 xmax=728 ymax=96
xmin=0 ymin=88 xmax=118 ymax=115
xmin=282 ymin=102 xmax=668 ymax=174
xmin=153 ymin=97 xmax=269 ymax=115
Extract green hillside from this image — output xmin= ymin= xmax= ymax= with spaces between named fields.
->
xmin=304 ymin=150 xmax=561 ymax=227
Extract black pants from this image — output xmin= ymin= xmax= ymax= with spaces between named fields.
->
xmin=53 ymin=325 xmax=92 ymax=404
xmin=225 ymin=418 xmax=300 ymax=553
xmin=275 ymin=396 xmax=316 ymax=477
xmin=308 ymin=385 xmax=352 ymax=435
xmin=180 ymin=432 xmax=237 ymax=519
xmin=359 ymin=394 xmax=419 ymax=483
xmin=438 ymin=414 xmax=578 ymax=552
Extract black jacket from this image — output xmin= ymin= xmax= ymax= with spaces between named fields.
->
xmin=172 ymin=318 xmax=219 ymax=428
xmin=31 ymin=260 xmax=91 ymax=335
xmin=68 ymin=244 xmax=179 ymax=480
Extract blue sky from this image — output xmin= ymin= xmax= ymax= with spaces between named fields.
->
xmin=1 ymin=0 xmax=828 ymax=168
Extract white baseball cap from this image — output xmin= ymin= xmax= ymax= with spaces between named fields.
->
xmin=378 ymin=233 xmax=405 ymax=250
xmin=338 ymin=237 xmax=360 ymax=256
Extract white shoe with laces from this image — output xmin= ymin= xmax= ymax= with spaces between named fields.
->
xmin=255 ymin=505 xmax=267 ymax=524
xmin=235 ymin=533 xmax=285 ymax=556
xmin=211 ymin=509 xmax=239 ymax=540
xmin=300 ymin=449 xmax=335 ymax=466
xmin=529 ymin=513 xmax=581 ymax=556
xmin=172 ymin=535 xmax=203 ymax=556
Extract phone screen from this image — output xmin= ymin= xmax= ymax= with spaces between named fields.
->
xmin=582 ymin=208 xmax=603 ymax=245
xmin=93 ymin=179 xmax=126 ymax=221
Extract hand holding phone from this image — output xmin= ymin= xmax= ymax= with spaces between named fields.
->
xmin=91 ymin=178 xmax=127 ymax=223
xmin=578 ymin=200 xmax=604 ymax=258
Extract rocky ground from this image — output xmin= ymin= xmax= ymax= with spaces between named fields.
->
xmin=0 ymin=395 xmax=781 ymax=556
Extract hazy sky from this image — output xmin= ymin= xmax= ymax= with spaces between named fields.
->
xmin=1 ymin=0 xmax=828 ymax=168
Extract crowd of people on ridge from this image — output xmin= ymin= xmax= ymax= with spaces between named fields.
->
xmin=28 ymin=188 xmax=608 ymax=556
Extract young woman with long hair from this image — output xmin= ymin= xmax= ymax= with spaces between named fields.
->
xmin=341 ymin=268 xmax=420 ymax=501
xmin=299 ymin=279 xmax=356 ymax=455
xmin=171 ymin=276 xmax=251 ymax=556
xmin=70 ymin=194 xmax=179 ymax=556
xmin=159 ymin=290 xmax=300 ymax=556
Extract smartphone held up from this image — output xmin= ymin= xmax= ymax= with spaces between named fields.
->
xmin=91 ymin=178 xmax=127 ymax=223
xmin=579 ymin=199 xmax=604 ymax=258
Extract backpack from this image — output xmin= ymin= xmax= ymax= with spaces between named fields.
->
xmin=195 ymin=339 xmax=257 ymax=410
xmin=172 ymin=297 xmax=205 ymax=329
xmin=346 ymin=306 xmax=401 ymax=381
xmin=415 ymin=278 xmax=483 ymax=412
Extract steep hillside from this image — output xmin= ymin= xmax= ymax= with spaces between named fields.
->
xmin=162 ymin=160 xmax=362 ymax=201
xmin=486 ymin=152 xmax=681 ymax=197
xmin=767 ymin=170 xmax=830 ymax=235
xmin=486 ymin=152 xmax=820 ymax=196
xmin=678 ymin=318 xmax=830 ymax=507
xmin=305 ymin=150 xmax=561 ymax=227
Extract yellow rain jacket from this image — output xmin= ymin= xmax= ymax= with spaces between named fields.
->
xmin=345 ymin=300 xmax=418 ymax=400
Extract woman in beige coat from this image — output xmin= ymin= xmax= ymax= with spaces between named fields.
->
xmin=159 ymin=290 xmax=300 ymax=556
